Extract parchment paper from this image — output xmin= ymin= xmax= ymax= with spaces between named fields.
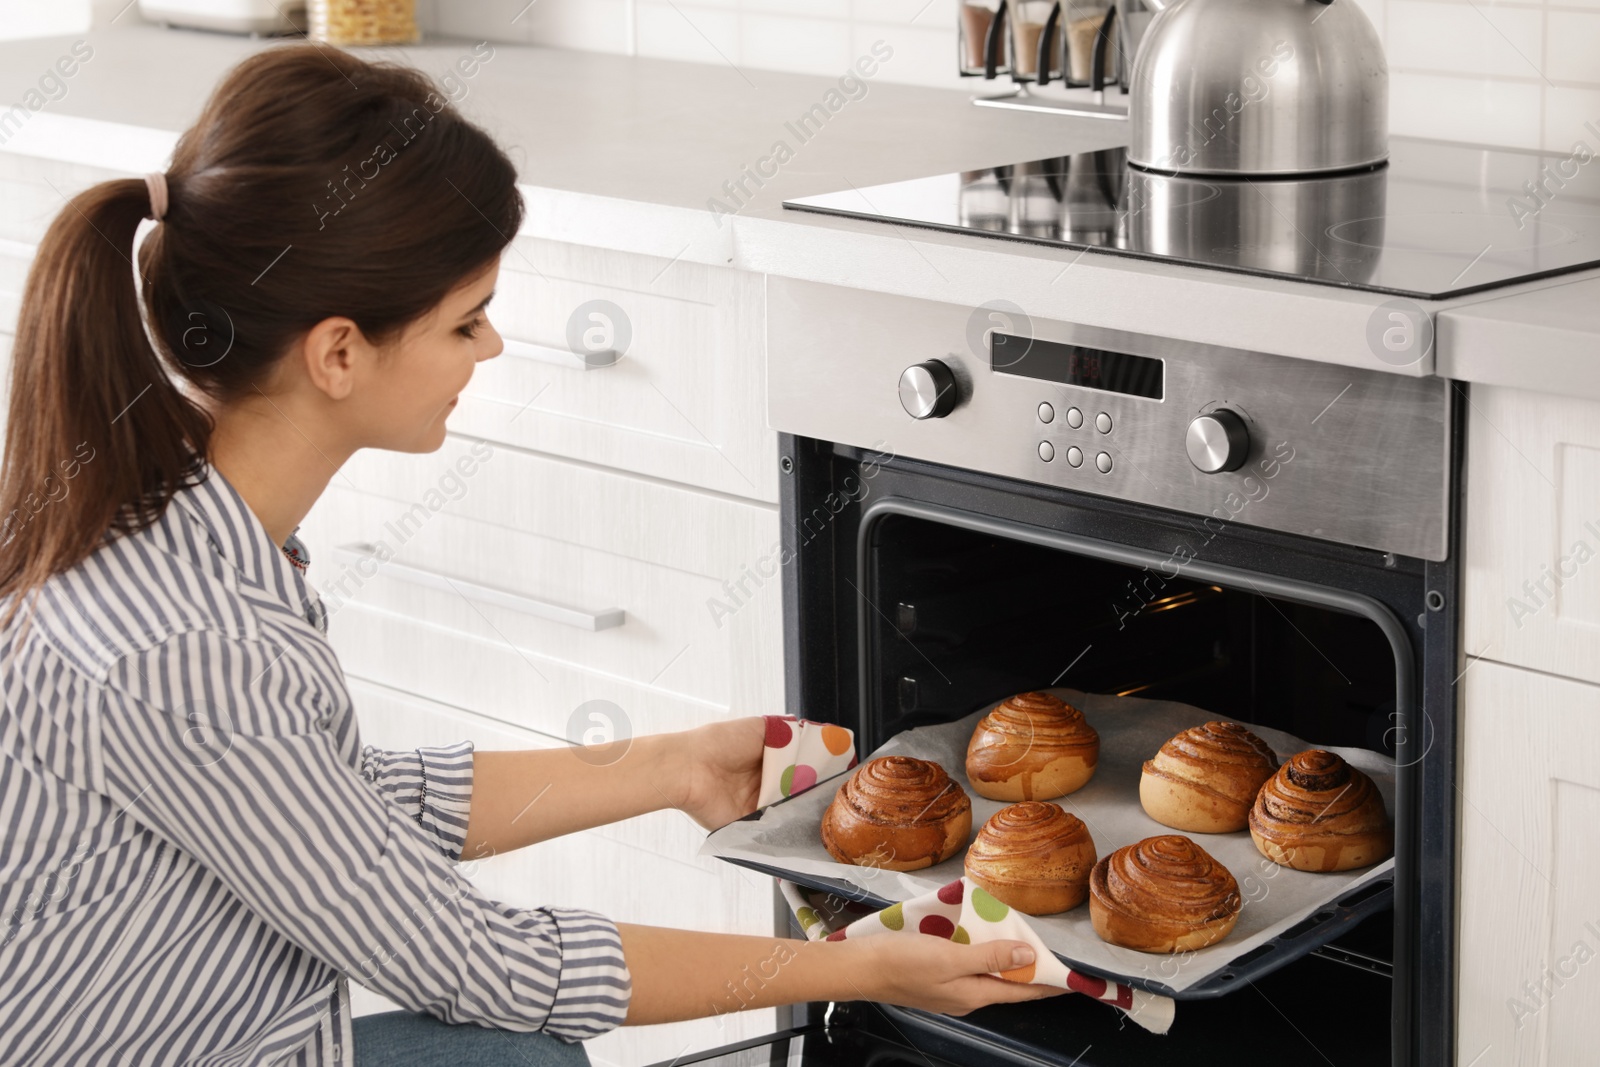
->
xmin=699 ymin=688 xmax=1395 ymax=994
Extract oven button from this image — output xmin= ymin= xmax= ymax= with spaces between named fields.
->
xmin=1186 ymin=409 xmax=1250 ymax=473
xmin=1038 ymin=441 xmax=1055 ymax=462
xmin=1096 ymin=412 xmax=1113 ymax=433
xmin=1066 ymin=446 xmax=1083 ymax=468
xmin=1066 ymin=407 xmax=1083 ymax=429
xmin=1038 ymin=402 xmax=1054 ymax=424
xmin=1095 ymin=451 xmax=1113 ymax=473
xmin=898 ymin=360 xmax=959 ymax=419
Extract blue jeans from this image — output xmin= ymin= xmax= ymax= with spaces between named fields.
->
xmin=352 ymin=1010 xmax=592 ymax=1066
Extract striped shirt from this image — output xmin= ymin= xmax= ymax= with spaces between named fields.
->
xmin=0 ymin=463 xmax=632 ymax=1065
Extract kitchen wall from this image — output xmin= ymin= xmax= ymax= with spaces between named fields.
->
xmin=426 ymin=0 xmax=1600 ymax=154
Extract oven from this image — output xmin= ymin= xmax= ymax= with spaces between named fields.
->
xmin=681 ymin=277 xmax=1460 ymax=1067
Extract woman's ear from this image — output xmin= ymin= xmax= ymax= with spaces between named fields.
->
xmin=298 ymin=316 xmax=368 ymax=401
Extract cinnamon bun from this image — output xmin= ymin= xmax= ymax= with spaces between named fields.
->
xmin=963 ymin=802 xmax=1097 ymax=915
xmin=821 ymin=756 xmax=972 ymax=871
xmin=965 ymin=691 xmax=1099 ymax=802
xmin=1140 ymin=721 xmax=1278 ymax=833
xmin=1249 ymin=750 xmax=1392 ymax=872
xmin=1089 ymin=835 xmax=1242 ymax=953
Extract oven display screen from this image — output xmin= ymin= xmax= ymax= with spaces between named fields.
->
xmin=991 ymin=333 xmax=1164 ymax=400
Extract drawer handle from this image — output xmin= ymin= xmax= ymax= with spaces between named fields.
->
xmin=333 ymin=542 xmax=626 ymax=631
xmin=500 ymin=337 xmax=619 ymax=371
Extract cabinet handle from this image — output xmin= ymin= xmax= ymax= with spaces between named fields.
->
xmin=500 ymin=337 xmax=618 ymax=371
xmin=333 ymin=542 xmax=626 ymax=631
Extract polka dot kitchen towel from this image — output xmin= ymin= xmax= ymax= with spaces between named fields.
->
xmin=777 ymin=876 xmax=1177 ymax=1034
xmin=758 ymin=715 xmax=858 ymax=808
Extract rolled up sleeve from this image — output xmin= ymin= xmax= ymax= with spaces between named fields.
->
xmin=359 ymin=741 xmax=476 ymax=861
xmin=101 ymin=631 xmax=632 ymax=1041
xmin=540 ymin=906 xmax=636 ymax=1036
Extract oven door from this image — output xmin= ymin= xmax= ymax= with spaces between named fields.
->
xmin=639 ymin=1019 xmax=972 ymax=1067
xmin=645 ymin=915 xmax=1394 ymax=1067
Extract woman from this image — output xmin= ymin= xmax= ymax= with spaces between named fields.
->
xmin=0 ymin=45 xmax=1065 ymax=1067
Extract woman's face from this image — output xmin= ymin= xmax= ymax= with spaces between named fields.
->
xmin=363 ymin=257 xmax=503 ymax=453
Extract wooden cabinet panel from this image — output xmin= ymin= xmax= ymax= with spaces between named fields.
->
xmin=454 ymin=236 xmax=777 ymax=502
xmin=341 ymin=677 xmax=781 ymax=1067
xmin=1465 ymin=385 xmax=1600 ymax=684
xmin=1457 ymin=660 xmax=1600 ymax=1065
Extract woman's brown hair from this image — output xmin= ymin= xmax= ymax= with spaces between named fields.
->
xmin=0 ymin=44 xmax=521 ymax=615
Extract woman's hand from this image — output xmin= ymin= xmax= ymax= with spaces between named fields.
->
xmin=673 ymin=716 xmax=769 ymax=831
xmin=616 ymin=923 xmax=1069 ymax=1027
xmin=858 ymin=936 xmax=1071 ymax=1015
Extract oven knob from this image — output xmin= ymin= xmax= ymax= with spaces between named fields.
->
xmin=898 ymin=360 xmax=958 ymax=420
xmin=1186 ymin=409 xmax=1250 ymax=473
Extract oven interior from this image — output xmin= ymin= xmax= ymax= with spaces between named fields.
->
xmin=839 ymin=512 xmax=1403 ymax=1063
xmin=868 ymin=513 xmax=1401 ymax=760
xmin=767 ymin=493 xmax=1420 ymax=1067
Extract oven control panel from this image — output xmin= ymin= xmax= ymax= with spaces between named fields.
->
xmin=771 ymin=278 xmax=1450 ymax=562
xmin=1032 ymin=400 xmax=1116 ymax=474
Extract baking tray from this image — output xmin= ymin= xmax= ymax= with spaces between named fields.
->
xmin=701 ymin=689 xmax=1397 ymax=1000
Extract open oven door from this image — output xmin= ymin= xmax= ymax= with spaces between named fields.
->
xmin=640 ymin=1017 xmax=977 ymax=1067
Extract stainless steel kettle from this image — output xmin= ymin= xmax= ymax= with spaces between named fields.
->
xmin=1126 ymin=0 xmax=1387 ymax=176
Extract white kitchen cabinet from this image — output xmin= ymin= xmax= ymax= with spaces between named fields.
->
xmin=0 ymin=238 xmax=32 ymax=334
xmin=332 ymin=435 xmax=781 ymax=584
xmin=1456 ymin=659 xmax=1600 ymax=1066
xmin=0 ymin=153 xmax=125 ymax=245
xmin=0 ymin=146 xmax=782 ymax=509
xmin=343 ymin=676 xmax=783 ymax=1067
xmin=310 ymin=482 xmax=757 ymax=711
xmin=1464 ymin=385 xmax=1600 ymax=685
xmin=297 ymin=436 xmax=785 ymax=732
xmin=452 ymin=235 xmax=778 ymax=503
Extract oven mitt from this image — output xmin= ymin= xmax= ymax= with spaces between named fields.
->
xmin=777 ymin=876 xmax=1177 ymax=1035
xmin=758 ymin=715 xmax=858 ymax=808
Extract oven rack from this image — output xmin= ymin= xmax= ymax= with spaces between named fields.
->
xmin=716 ymin=812 xmax=1395 ymax=1001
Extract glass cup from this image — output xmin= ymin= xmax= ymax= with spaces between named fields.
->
xmin=958 ymin=0 xmax=1008 ymax=77
xmin=1064 ymin=1 xmax=1114 ymax=85
xmin=1009 ymin=0 xmax=1062 ymax=84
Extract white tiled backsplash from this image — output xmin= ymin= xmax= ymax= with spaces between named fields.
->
xmin=425 ymin=0 xmax=1600 ymax=153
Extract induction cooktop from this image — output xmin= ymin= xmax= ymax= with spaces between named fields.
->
xmin=783 ymin=137 xmax=1600 ymax=299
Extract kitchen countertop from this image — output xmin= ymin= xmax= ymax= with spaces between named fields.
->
xmin=3 ymin=22 xmax=1597 ymax=392
xmin=1437 ymin=276 xmax=1600 ymax=396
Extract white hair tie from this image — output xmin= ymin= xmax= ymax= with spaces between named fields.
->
xmin=144 ymin=172 xmax=168 ymax=222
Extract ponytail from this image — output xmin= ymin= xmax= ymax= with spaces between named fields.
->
xmin=0 ymin=178 xmax=211 ymax=614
